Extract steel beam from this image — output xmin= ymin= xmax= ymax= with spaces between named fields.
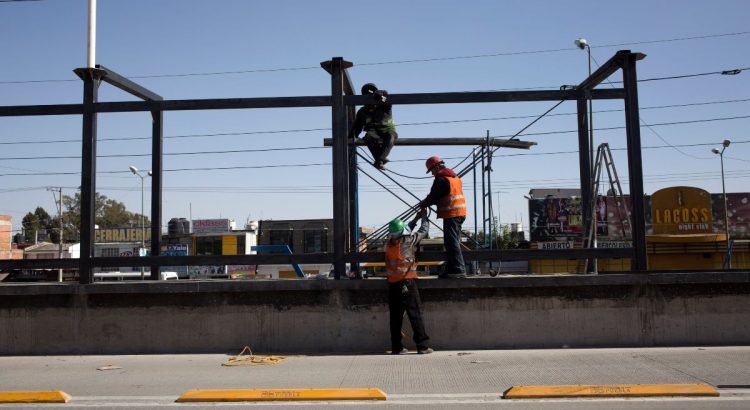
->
xmin=0 ymin=90 xmax=626 ymax=118
xmin=577 ymin=50 xmax=644 ymax=91
xmin=324 ymin=137 xmax=536 ymax=149
xmin=97 ymin=64 xmax=163 ymax=102
xmin=344 ymin=89 xmax=624 ymax=106
xmin=73 ymin=67 xmax=105 ymax=284
xmin=323 ymin=57 xmax=353 ymax=279
xmin=577 ymin=97 xmax=593 ymax=273
xmin=622 ymin=53 xmax=648 ymax=271
xmin=150 ymin=109 xmax=163 ymax=280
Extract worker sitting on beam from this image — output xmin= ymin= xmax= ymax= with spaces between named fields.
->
xmin=348 ymin=83 xmax=398 ymax=170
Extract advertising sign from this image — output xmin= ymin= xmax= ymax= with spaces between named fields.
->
xmin=192 ymin=219 xmax=232 ymax=234
xmin=711 ymin=193 xmax=750 ymax=238
xmin=95 ymin=227 xmax=151 ymax=243
xmin=536 ymin=241 xmax=575 ymax=250
xmin=529 ymin=196 xmax=607 ymax=241
xmin=160 ymin=244 xmax=189 ymax=278
xmin=651 ymin=186 xmax=712 ymax=234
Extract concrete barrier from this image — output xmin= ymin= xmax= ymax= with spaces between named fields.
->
xmin=0 ymin=272 xmax=748 ymax=355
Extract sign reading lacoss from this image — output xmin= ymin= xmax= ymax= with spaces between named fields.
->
xmin=651 ymin=186 xmax=712 ymax=234
xmin=95 ymin=227 xmax=152 ymax=243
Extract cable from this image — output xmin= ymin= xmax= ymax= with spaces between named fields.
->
xmin=3 ymin=96 xmax=748 ymax=147
xmin=3 ymin=30 xmax=749 ymax=84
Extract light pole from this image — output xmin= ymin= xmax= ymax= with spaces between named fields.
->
xmin=575 ymin=37 xmax=596 ymax=273
xmin=129 ymin=166 xmax=152 ymax=279
xmin=712 ymin=139 xmax=732 ymax=268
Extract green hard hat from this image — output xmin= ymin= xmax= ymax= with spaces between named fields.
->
xmin=388 ymin=218 xmax=407 ymax=235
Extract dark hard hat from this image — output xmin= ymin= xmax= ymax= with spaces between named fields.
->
xmin=425 ymin=156 xmax=444 ymax=173
xmin=361 ymin=83 xmax=378 ymax=95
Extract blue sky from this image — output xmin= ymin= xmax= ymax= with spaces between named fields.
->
xmin=1 ymin=0 xmax=748 ymax=238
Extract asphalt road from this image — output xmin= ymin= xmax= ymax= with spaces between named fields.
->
xmin=0 ymin=346 xmax=748 ymax=409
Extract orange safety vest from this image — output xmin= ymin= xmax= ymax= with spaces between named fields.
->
xmin=437 ymin=176 xmax=467 ymax=218
xmin=385 ymin=238 xmax=418 ymax=283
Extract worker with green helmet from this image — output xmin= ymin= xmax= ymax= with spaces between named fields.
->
xmin=348 ymin=83 xmax=398 ymax=170
xmin=384 ymin=208 xmax=433 ymax=355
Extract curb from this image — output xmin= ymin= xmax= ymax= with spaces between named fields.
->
xmin=503 ymin=384 xmax=720 ymax=399
xmin=176 ymin=388 xmax=387 ymax=402
xmin=0 ymin=391 xmax=72 ymax=403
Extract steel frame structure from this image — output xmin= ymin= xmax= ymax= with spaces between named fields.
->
xmin=0 ymin=51 xmax=646 ymax=282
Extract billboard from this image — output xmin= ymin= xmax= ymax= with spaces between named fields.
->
xmin=651 ymin=186 xmax=712 ymax=234
xmin=160 ymin=244 xmax=189 ymax=278
xmin=529 ymin=196 xmax=607 ymax=242
xmin=95 ymin=227 xmax=152 ymax=243
xmin=527 ymin=188 xmax=750 ymax=242
xmin=192 ymin=219 xmax=232 ymax=234
xmin=711 ymin=193 xmax=750 ymax=238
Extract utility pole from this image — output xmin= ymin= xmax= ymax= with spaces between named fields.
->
xmin=47 ymin=187 xmax=64 ymax=282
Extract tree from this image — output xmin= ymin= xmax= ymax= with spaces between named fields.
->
xmin=61 ymin=192 xmax=151 ymax=241
xmin=21 ymin=207 xmax=53 ymax=243
xmin=20 ymin=192 xmax=150 ymax=243
xmin=471 ymin=218 xmax=520 ymax=250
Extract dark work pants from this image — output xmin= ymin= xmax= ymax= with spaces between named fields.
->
xmin=363 ymin=130 xmax=397 ymax=164
xmin=388 ymin=280 xmax=429 ymax=351
xmin=443 ymin=216 xmax=466 ymax=274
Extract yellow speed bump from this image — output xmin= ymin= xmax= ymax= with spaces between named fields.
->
xmin=176 ymin=388 xmax=387 ymax=402
xmin=503 ymin=384 xmax=719 ymax=399
xmin=0 ymin=391 xmax=72 ymax=403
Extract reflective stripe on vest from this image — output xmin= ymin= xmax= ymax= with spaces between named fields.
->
xmin=385 ymin=239 xmax=417 ymax=283
xmin=437 ymin=176 xmax=467 ymax=218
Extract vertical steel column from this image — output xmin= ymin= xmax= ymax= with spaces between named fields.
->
xmin=74 ymin=67 xmax=104 ymax=284
xmin=149 ymin=110 xmax=163 ymax=279
xmin=485 ymin=134 xmax=493 ymax=249
xmin=472 ymin=148 xmax=478 ymax=244
xmin=577 ymin=97 xmax=593 ymax=272
xmin=622 ymin=54 xmax=647 ymax=271
xmin=348 ymin=104 xmax=360 ymax=276
xmin=480 ymin=144 xmax=488 ymax=246
xmin=327 ymin=57 xmax=352 ymax=279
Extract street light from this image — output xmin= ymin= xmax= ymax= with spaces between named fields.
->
xmin=576 ymin=37 xmax=596 ymax=273
xmin=129 ymin=166 xmax=152 ymax=279
xmin=712 ymin=139 xmax=732 ymax=268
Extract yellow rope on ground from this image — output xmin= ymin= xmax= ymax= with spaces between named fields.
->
xmin=222 ymin=346 xmax=288 ymax=366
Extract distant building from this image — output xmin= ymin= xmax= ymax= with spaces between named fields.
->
xmin=23 ymin=242 xmax=80 ymax=259
xmin=0 ymin=215 xmax=23 ymax=261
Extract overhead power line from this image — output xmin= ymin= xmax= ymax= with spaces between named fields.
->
xmin=2 ymin=96 xmax=748 ymax=147
xmin=2 ymin=30 xmax=749 ymax=84
xmin=0 ymin=116 xmax=747 ymax=163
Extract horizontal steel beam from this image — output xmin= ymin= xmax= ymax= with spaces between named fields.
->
xmin=0 ymin=97 xmax=333 ymax=117
xmin=0 ymin=89 xmax=626 ymax=118
xmin=0 ymin=103 xmax=84 ymax=117
xmin=324 ymin=137 xmax=536 ymax=149
xmin=351 ymin=248 xmax=633 ymax=262
xmin=0 ymin=248 xmax=632 ymax=271
xmin=345 ymin=89 xmax=625 ymax=106
xmin=0 ymin=259 xmax=80 ymax=270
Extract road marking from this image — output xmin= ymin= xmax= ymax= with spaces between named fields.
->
xmin=176 ymin=388 xmax=387 ymax=402
xmin=503 ymin=383 xmax=720 ymax=399
xmin=0 ymin=391 xmax=71 ymax=403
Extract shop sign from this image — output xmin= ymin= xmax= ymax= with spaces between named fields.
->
xmin=193 ymin=219 xmax=232 ymax=234
xmin=651 ymin=186 xmax=712 ymax=234
xmin=95 ymin=227 xmax=151 ymax=243
xmin=536 ymin=241 xmax=575 ymax=250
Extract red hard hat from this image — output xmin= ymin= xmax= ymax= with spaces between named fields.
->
xmin=425 ymin=156 xmax=444 ymax=173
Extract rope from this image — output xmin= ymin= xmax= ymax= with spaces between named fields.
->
xmin=221 ymin=346 xmax=289 ymax=366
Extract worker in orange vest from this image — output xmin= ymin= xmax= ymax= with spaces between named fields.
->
xmin=419 ymin=156 xmax=467 ymax=278
xmin=385 ymin=209 xmax=433 ymax=355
